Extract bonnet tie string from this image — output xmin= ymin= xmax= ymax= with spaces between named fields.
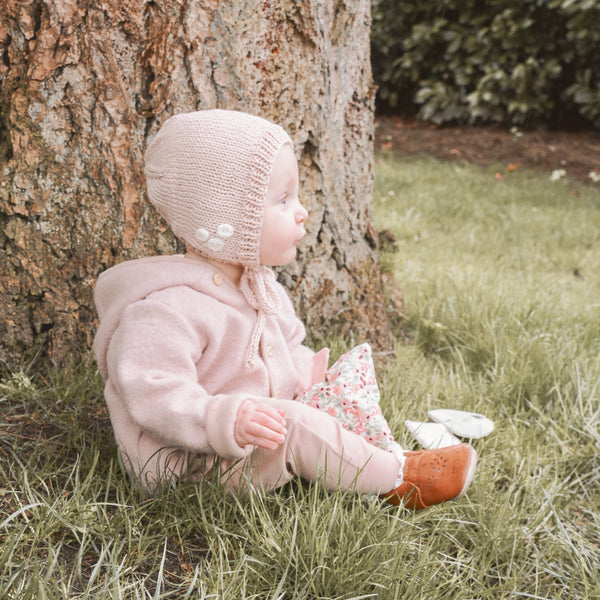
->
xmin=239 ymin=266 xmax=282 ymax=370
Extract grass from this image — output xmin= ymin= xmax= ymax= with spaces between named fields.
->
xmin=1 ymin=154 xmax=599 ymax=598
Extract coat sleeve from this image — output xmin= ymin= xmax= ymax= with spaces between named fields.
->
xmin=276 ymin=286 xmax=329 ymax=393
xmin=105 ymin=297 xmax=253 ymax=459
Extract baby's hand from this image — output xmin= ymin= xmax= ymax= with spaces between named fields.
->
xmin=234 ymin=400 xmax=287 ymax=450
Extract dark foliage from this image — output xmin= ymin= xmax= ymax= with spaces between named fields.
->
xmin=371 ymin=0 xmax=600 ymax=128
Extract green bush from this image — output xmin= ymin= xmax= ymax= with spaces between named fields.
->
xmin=371 ymin=0 xmax=600 ymax=128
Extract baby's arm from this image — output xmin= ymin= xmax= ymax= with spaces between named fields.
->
xmin=277 ymin=287 xmax=329 ymax=394
xmin=107 ymin=297 xmax=259 ymax=459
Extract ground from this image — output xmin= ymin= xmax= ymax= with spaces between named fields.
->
xmin=375 ymin=115 xmax=600 ymax=185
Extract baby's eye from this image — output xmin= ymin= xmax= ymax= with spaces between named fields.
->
xmin=278 ymin=194 xmax=289 ymax=206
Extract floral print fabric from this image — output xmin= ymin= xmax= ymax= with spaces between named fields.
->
xmin=295 ymin=343 xmax=396 ymax=451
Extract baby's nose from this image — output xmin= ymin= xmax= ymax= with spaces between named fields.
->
xmin=296 ymin=203 xmax=309 ymax=223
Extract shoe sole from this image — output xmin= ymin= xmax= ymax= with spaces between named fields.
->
xmin=456 ymin=446 xmax=478 ymax=498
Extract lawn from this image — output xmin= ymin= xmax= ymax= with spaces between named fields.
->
xmin=1 ymin=154 xmax=599 ymax=599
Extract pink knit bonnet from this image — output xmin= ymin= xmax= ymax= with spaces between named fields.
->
xmin=144 ymin=109 xmax=294 ymax=368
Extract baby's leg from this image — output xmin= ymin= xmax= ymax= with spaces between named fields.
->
xmin=220 ymin=398 xmax=402 ymax=495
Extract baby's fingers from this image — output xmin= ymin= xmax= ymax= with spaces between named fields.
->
xmin=253 ymin=403 xmax=287 ymax=430
xmin=251 ymin=411 xmax=287 ymax=438
xmin=245 ymin=421 xmax=286 ymax=449
xmin=234 ymin=400 xmax=288 ymax=449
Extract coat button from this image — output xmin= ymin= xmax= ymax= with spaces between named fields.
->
xmin=275 ymin=389 xmax=281 ymax=398
xmin=266 ymin=345 xmax=274 ymax=357
xmin=213 ymin=273 xmax=223 ymax=285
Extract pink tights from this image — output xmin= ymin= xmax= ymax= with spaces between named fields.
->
xmin=215 ymin=398 xmax=402 ymax=496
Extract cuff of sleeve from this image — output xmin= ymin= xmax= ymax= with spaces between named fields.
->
xmin=204 ymin=394 xmax=255 ymax=459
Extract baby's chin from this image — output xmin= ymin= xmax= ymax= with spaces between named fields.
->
xmin=262 ymin=247 xmax=298 ymax=267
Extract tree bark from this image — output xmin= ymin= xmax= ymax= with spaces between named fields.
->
xmin=0 ymin=0 xmax=396 ymax=365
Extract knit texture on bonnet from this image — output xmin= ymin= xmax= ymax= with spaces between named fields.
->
xmin=144 ymin=109 xmax=294 ymax=368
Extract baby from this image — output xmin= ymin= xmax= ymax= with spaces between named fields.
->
xmin=93 ymin=109 xmax=477 ymax=509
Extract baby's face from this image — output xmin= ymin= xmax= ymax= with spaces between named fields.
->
xmin=259 ymin=144 xmax=308 ymax=266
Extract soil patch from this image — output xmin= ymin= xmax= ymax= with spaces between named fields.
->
xmin=375 ymin=115 xmax=600 ymax=185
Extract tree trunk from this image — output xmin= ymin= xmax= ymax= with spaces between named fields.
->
xmin=0 ymin=0 xmax=396 ymax=365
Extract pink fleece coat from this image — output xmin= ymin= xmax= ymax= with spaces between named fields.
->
xmin=93 ymin=255 xmax=318 ymax=484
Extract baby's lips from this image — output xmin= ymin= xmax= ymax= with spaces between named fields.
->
xmin=295 ymin=228 xmax=307 ymax=243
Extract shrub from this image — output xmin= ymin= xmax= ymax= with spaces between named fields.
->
xmin=371 ymin=0 xmax=600 ymax=128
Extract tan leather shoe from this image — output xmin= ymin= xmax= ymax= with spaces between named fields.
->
xmin=383 ymin=443 xmax=477 ymax=510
